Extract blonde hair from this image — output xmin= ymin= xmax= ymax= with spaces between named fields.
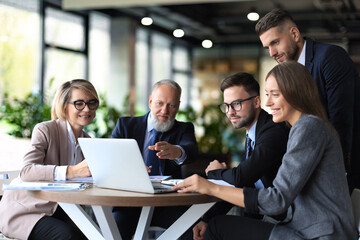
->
xmin=51 ymin=79 xmax=99 ymax=120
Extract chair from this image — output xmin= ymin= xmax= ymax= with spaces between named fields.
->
xmin=351 ymin=188 xmax=360 ymax=239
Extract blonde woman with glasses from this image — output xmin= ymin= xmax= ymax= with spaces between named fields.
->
xmin=0 ymin=79 xmax=99 ymax=240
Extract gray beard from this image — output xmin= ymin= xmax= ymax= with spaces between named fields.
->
xmin=151 ymin=114 xmax=175 ymax=132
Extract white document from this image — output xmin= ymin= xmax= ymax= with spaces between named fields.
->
xmin=161 ymin=179 xmax=234 ymax=187
xmin=2 ymin=180 xmax=88 ymax=191
xmin=150 ymin=175 xmax=171 ymax=183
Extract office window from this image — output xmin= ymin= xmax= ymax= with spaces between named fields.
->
xmin=44 ymin=48 xmax=86 ymax=98
xmin=173 ymin=46 xmax=191 ymax=108
xmin=135 ymin=28 xmax=150 ymax=113
xmin=0 ymin=0 xmax=40 ymax=99
xmin=174 ymin=46 xmax=190 ymax=72
xmin=89 ymin=12 xmax=111 ymax=95
xmin=45 ymin=7 xmax=85 ymax=51
xmin=151 ymin=33 xmax=171 ymax=84
xmin=43 ymin=7 xmax=86 ymax=103
xmin=174 ymin=72 xmax=189 ymax=108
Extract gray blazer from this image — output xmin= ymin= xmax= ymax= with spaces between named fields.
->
xmin=0 ymin=119 xmax=89 ymax=239
xmin=244 ymin=114 xmax=357 ymax=239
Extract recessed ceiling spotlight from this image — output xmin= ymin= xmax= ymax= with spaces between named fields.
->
xmin=247 ymin=12 xmax=259 ymax=21
xmin=202 ymin=39 xmax=213 ymax=48
xmin=173 ymin=28 xmax=185 ymax=38
xmin=141 ymin=17 xmax=153 ymax=26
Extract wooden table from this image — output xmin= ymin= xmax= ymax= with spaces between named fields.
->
xmin=28 ymin=185 xmax=220 ymax=240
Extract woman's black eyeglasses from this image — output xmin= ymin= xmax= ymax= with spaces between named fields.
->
xmin=68 ymin=99 xmax=99 ymax=111
xmin=218 ymin=96 xmax=257 ymax=113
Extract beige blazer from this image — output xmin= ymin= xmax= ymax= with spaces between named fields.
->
xmin=0 ymin=119 xmax=89 ymax=239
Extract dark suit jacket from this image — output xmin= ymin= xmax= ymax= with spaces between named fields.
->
xmin=111 ymin=112 xmax=198 ymax=178
xmin=208 ymin=109 xmax=288 ymax=188
xmin=305 ymin=38 xmax=360 ymax=184
xmin=202 ymin=109 xmax=289 ymax=222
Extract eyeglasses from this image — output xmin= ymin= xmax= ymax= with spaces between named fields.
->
xmin=154 ymin=101 xmax=178 ymax=109
xmin=218 ymin=96 xmax=257 ymax=113
xmin=68 ymin=99 xmax=99 ymax=111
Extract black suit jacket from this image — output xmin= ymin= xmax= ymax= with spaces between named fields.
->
xmin=202 ymin=109 xmax=289 ymax=222
xmin=208 ymin=109 xmax=288 ymax=188
xmin=305 ymin=38 xmax=360 ymax=187
xmin=111 ymin=112 xmax=198 ymax=178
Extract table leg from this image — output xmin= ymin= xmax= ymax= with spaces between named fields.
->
xmin=133 ymin=206 xmax=155 ymax=240
xmin=157 ymin=202 xmax=216 ymax=240
xmin=58 ymin=202 xmax=105 ymax=240
xmin=92 ymin=205 xmax=122 ymax=240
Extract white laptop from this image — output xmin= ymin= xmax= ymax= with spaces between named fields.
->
xmin=78 ymin=138 xmax=175 ymax=194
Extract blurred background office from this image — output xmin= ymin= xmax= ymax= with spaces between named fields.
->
xmin=1 ymin=0 xmax=360 ymax=172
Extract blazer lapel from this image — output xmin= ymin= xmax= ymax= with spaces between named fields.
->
xmin=57 ymin=119 xmax=69 ymax=166
xmin=304 ymin=37 xmax=314 ymax=74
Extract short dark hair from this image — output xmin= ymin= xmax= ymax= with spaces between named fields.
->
xmin=255 ymin=9 xmax=296 ymax=36
xmin=220 ymin=72 xmax=259 ymax=96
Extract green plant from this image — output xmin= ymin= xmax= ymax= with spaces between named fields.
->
xmin=85 ymin=94 xmax=123 ymax=138
xmin=0 ymin=93 xmax=51 ymax=138
xmin=177 ymin=104 xmax=246 ymax=157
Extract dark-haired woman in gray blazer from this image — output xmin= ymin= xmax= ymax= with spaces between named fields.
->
xmin=174 ymin=61 xmax=358 ymax=240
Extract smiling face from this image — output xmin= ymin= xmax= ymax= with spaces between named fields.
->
xmin=223 ymin=85 xmax=260 ymax=131
xmin=65 ymin=88 xmax=97 ymax=132
xmin=265 ymin=75 xmax=301 ymax=126
xmin=259 ymin=26 xmax=301 ymax=63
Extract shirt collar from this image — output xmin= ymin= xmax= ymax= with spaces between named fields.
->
xmin=147 ymin=113 xmax=154 ymax=133
xmin=66 ymin=120 xmax=83 ymax=143
xmin=247 ymin=120 xmax=257 ymax=143
xmin=297 ymin=39 xmax=306 ymax=66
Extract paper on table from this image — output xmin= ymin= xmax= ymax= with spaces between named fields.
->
xmin=150 ymin=175 xmax=171 ymax=183
xmin=208 ymin=179 xmax=234 ymax=187
xmin=161 ymin=179 xmax=235 ymax=187
xmin=2 ymin=180 xmax=88 ymax=191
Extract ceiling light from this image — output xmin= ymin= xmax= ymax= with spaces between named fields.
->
xmin=173 ymin=28 xmax=185 ymax=38
xmin=141 ymin=17 xmax=153 ymax=26
xmin=247 ymin=12 xmax=259 ymax=21
xmin=202 ymin=39 xmax=213 ymax=49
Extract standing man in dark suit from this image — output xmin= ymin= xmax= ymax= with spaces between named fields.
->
xmin=110 ymin=79 xmax=197 ymax=239
xmin=255 ymin=8 xmax=360 ymax=192
xmin=191 ymin=72 xmax=289 ymax=240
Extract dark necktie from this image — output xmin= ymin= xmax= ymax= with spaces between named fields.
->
xmin=146 ymin=129 xmax=161 ymax=175
xmin=246 ymin=134 xmax=264 ymax=189
xmin=246 ymin=134 xmax=253 ymax=159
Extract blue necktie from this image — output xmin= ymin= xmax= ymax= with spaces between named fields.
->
xmin=146 ymin=129 xmax=161 ymax=175
xmin=246 ymin=134 xmax=252 ymax=159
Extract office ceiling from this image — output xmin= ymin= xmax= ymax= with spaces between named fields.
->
xmin=62 ymin=0 xmax=360 ymax=46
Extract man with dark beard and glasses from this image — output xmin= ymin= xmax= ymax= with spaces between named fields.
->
xmin=110 ymin=79 xmax=198 ymax=240
xmin=189 ymin=72 xmax=289 ymax=240
xmin=256 ymin=9 xmax=360 ymax=193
